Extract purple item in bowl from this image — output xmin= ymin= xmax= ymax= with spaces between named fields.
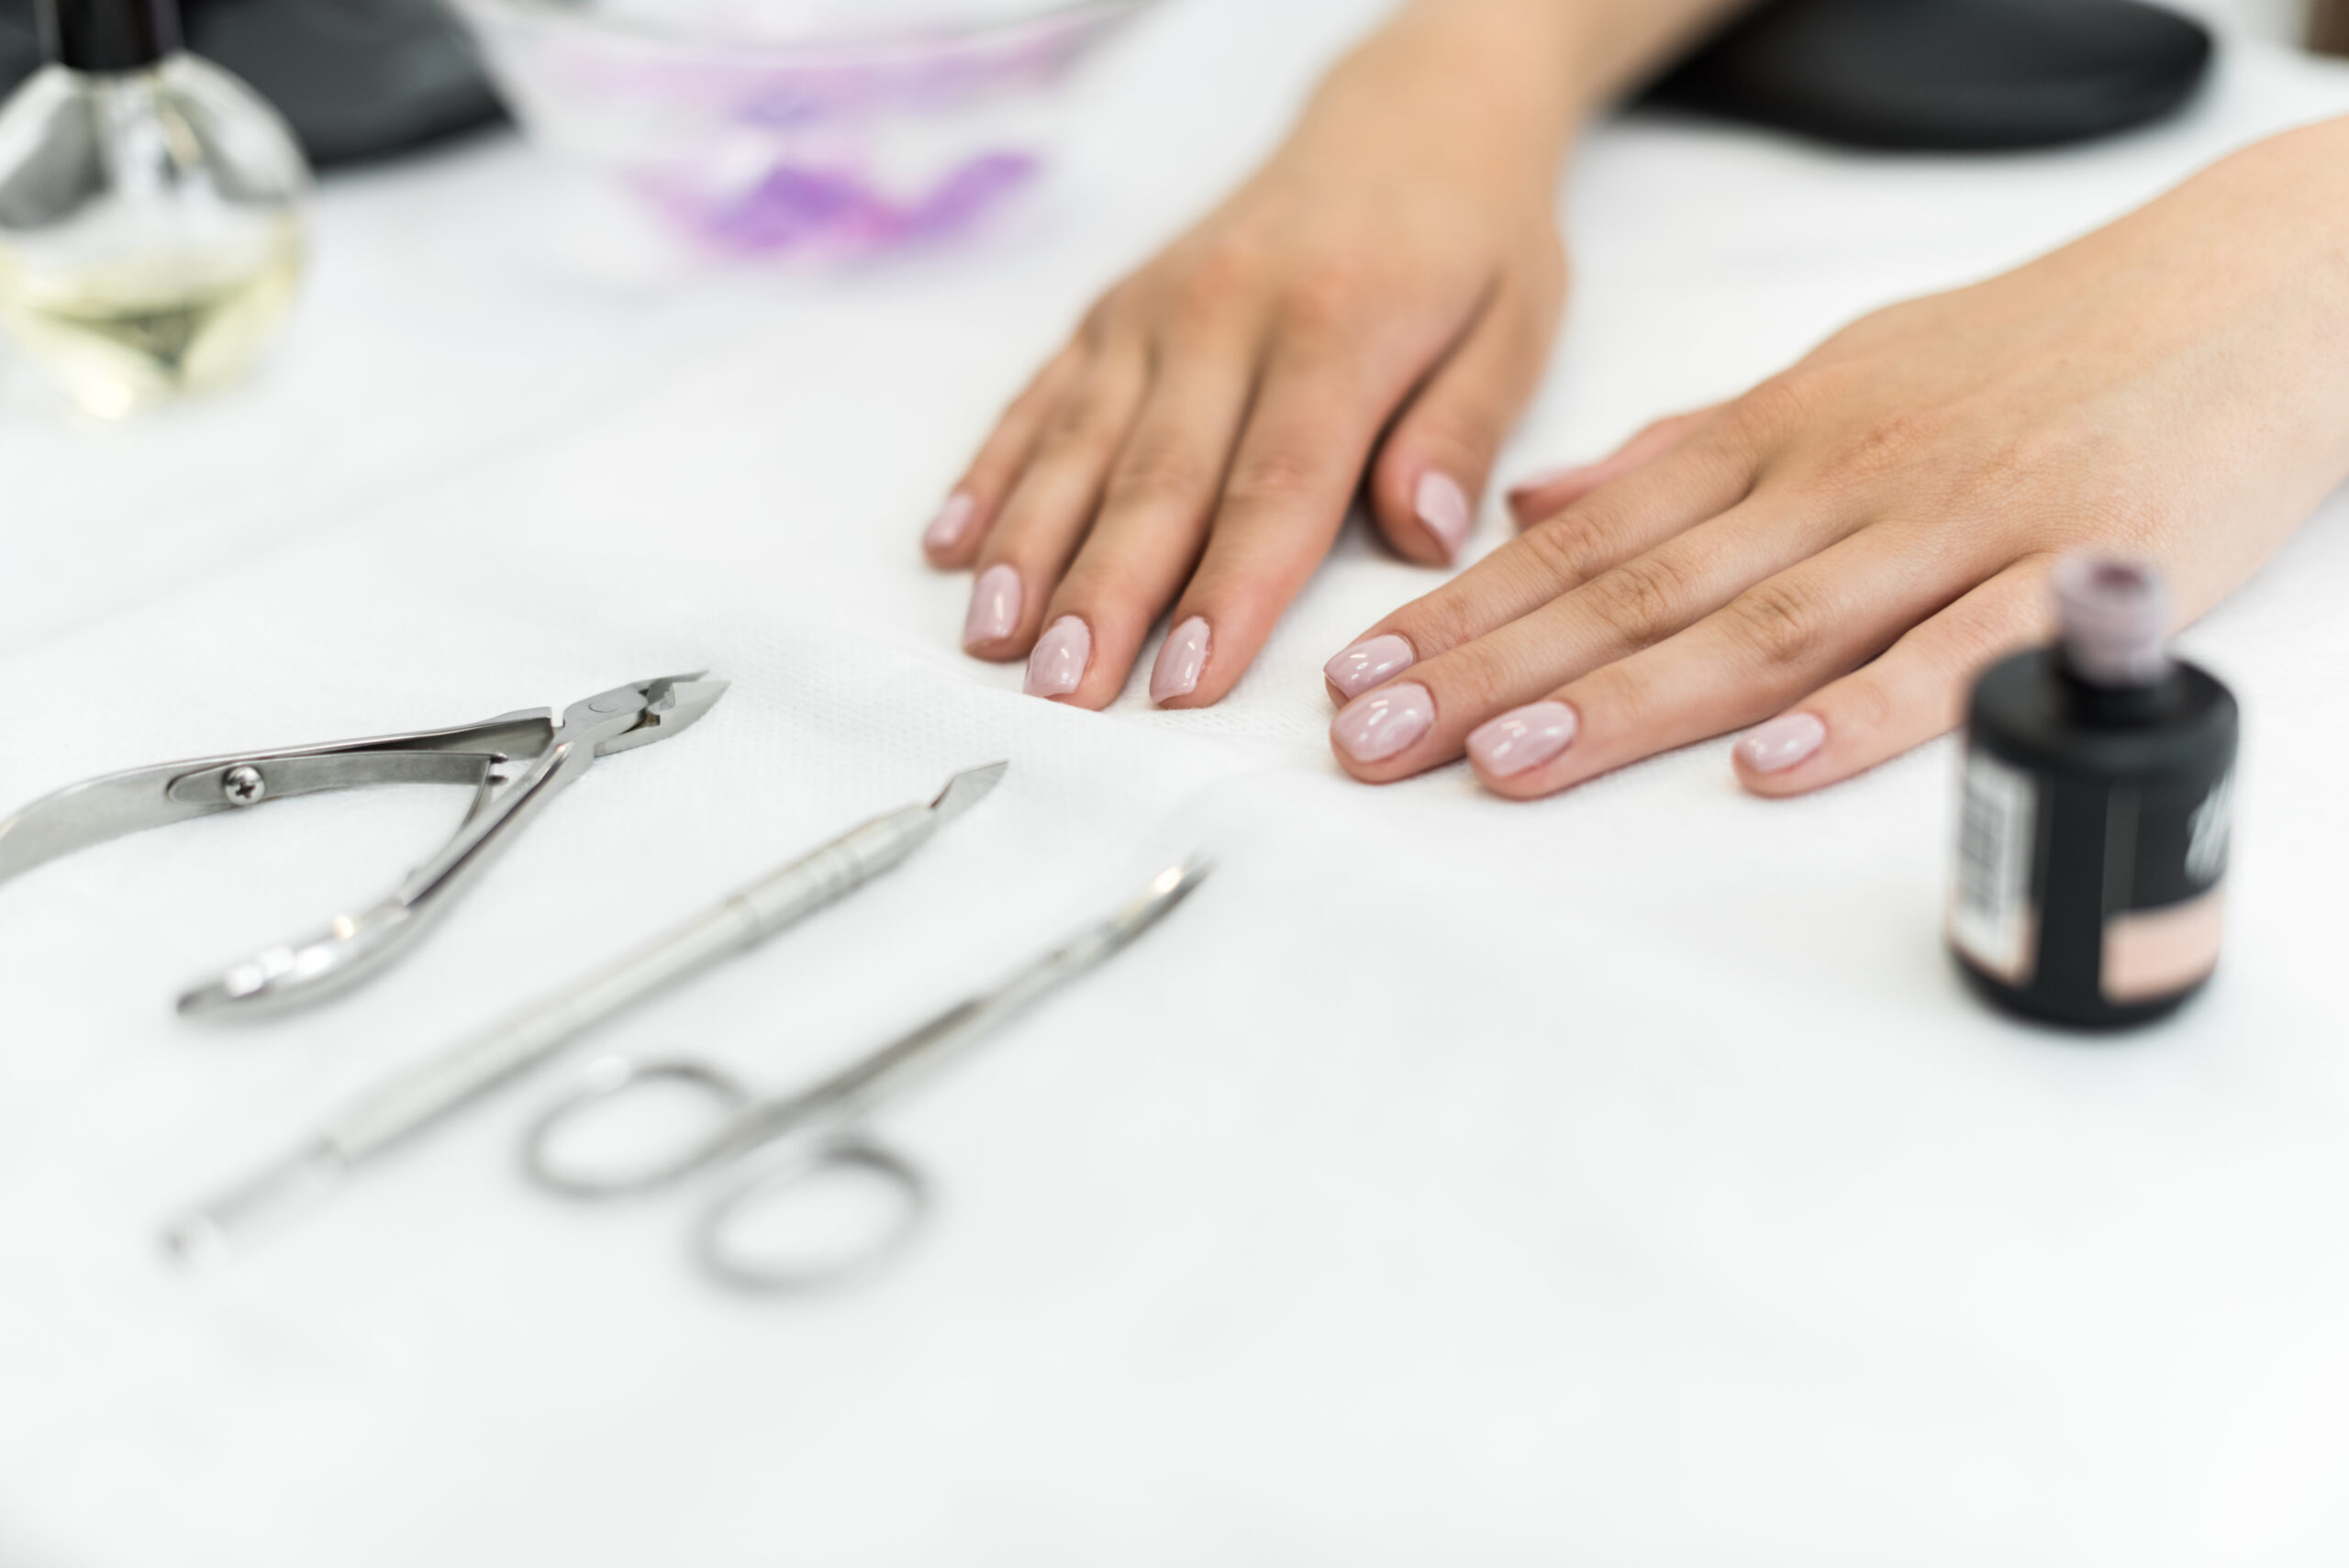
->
xmin=448 ymin=0 xmax=1153 ymax=256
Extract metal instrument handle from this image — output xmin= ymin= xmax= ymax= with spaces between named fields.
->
xmin=522 ymin=1058 xmax=765 ymax=1198
xmin=0 ymin=709 xmax=551 ymax=890
xmin=177 ymin=738 xmax=596 ymax=1016
xmin=694 ymin=1140 xmax=931 ymax=1294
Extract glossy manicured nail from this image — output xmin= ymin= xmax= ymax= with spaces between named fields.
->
xmin=1415 ymin=471 xmax=1473 ymax=558
xmin=1736 ymin=712 xmax=1827 ymax=774
xmin=963 ymin=563 xmax=1022 ymax=648
xmin=1507 ymin=464 xmax=1586 ymax=501
xmin=1024 ymin=615 xmax=1091 ymax=698
xmin=1151 ymin=616 xmax=1210 ymax=704
xmin=1468 ymin=702 xmax=1578 ymax=778
xmin=924 ymin=491 xmax=976 ymax=553
xmin=1332 ymin=682 xmax=1434 ymax=765
xmin=1324 ymin=633 xmax=1414 ymax=700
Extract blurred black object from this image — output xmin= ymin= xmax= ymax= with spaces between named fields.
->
xmin=0 ymin=0 xmax=500 ymax=166
xmin=1645 ymin=0 xmax=2214 ymax=150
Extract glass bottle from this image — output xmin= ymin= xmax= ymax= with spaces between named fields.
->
xmin=0 ymin=0 xmax=309 ymax=417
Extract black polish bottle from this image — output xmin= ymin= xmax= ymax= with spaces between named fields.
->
xmin=1949 ymin=560 xmax=2237 ymax=1030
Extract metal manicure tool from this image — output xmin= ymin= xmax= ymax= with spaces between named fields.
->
xmin=163 ymin=762 xmax=1009 ymax=1264
xmin=520 ymin=854 xmax=1209 ymax=1294
xmin=0 ymin=673 xmax=729 ymax=1018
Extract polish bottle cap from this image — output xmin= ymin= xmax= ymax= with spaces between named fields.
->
xmin=2054 ymin=556 xmax=2173 ymax=687
xmin=37 ymin=0 xmax=180 ymax=73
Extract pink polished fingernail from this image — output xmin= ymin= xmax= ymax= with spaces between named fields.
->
xmin=1332 ymin=682 xmax=1434 ymax=765
xmin=1467 ymin=702 xmax=1578 ymax=777
xmin=1415 ymin=471 xmax=1473 ymax=559
xmin=1024 ymin=615 xmax=1091 ymax=698
xmin=1736 ymin=712 xmax=1827 ymax=774
xmin=923 ymin=492 xmax=976 ymax=553
xmin=1151 ymin=616 xmax=1210 ymax=704
xmin=963 ymin=563 xmax=1022 ymax=648
xmin=1324 ymin=633 xmax=1415 ymax=700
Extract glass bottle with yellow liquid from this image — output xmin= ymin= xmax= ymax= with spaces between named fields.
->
xmin=0 ymin=0 xmax=308 ymax=417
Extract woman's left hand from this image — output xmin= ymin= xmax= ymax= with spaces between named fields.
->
xmin=1322 ymin=117 xmax=2349 ymax=799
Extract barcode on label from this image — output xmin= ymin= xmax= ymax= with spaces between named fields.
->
xmin=1950 ymin=750 xmax=2038 ymax=984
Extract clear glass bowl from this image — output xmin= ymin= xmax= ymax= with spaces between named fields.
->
xmin=447 ymin=0 xmax=1156 ymax=257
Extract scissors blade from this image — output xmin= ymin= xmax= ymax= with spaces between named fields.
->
xmin=809 ymin=854 xmax=1212 ymax=1118
xmin=928 ymin=762 xmax=1008 ymax=826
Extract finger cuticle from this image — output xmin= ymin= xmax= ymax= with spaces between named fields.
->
xmin=963 ymin=563 xmax=1023 ymax=650
xmin=1023 ymin=615 xmax=1091 ymax=699
xmin=1332 ymin=682 xmax=1434 ymax=767
xmin=1467 ymin=702 xmax=1578 ymax=779
xmin=1151 ymin=616 xmax=1211 ymax=705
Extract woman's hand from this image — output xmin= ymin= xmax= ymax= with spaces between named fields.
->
xmin=1323 ymin=117 xmax=2349 ymax=798
xmin=926 ymin=0 xmax=1739 ymax=709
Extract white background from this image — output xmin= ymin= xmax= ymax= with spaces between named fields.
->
xmin=3 ymin=3 xmax=2347 ymax=1563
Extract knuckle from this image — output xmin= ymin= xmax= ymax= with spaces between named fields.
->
xmin=1174 ymin=239 xmax=1262 ymax=314
xmin=1037 ymin=386 xmax=1131 ymax=454
xmin=1279 ymin=262 xmax=1373 ymax=339
xmin=1585 ymin=550 xmax=1704 ymax=649
xmin=1220 ymin=447 xmax=1325 ymax=514
xmin=1108 ymin=438 xmax=1215 ymax=509
xmin=1729 ymin=577 xmax=1826 ymax=668
xmin=1723 ymin=373 xmax=1813 ymax=451
xmin=1515 ymin=514 xmax=1613 ymax=593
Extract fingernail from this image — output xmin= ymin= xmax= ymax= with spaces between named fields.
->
xmin=1467 ymin=702 xmax=1578 ymax=778
xmin=1736 ymin=712 xmax=1827 ymax=774
xmin=1324 ymin=633 xmax=1415 ymax=700
xmin=1023 ymin=615 xmax=1091 ymax=698
xmin=923 ymin=491 xmax=976 ymax=553
xmin=1506 ymin=464 xmax=1586 ymax=501
xmin=1332 ymin=682 xmax=1434 ymax=765
xmin=1151 ymin=616 xmax=1210 ymax=704
xmin=1415 ymin=471 xmax=1473 ymax=559
xmin=963 ymin=563 xmax=1022 ymax=648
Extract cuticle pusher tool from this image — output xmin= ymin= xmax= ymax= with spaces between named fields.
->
xmin=162 ymin=762 xmax=1008 ymax=1264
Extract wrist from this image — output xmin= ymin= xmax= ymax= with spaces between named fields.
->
xmin=1298 ymin=0 xmax=1591 ymax=188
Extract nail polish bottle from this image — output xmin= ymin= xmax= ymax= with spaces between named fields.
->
xmin=1949 ymin=559 xmax=2237 ymax=1029
xmin=0 ymin=0 xmax=309 ymax=417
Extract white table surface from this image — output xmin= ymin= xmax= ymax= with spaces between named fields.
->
xmin=6 ymin=5 xmax=2349 ymax=1563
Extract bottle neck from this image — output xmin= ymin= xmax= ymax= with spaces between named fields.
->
xmin=38 ymin=0 xmax=179 ymax=74
xmin=2055 ymin=657 xmax=2173 ymax=728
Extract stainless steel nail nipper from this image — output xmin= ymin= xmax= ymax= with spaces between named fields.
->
xmin=0 ymin=673 xmax=728 ymax=1018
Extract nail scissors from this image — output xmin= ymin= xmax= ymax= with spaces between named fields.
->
xmin=163 ymin=763 xmax=1007 ymax=1263
xmin=0 ymin=673 xmax=727 ymax=1017
xmin=520 ymin=855 xmax=1210 ymax=1294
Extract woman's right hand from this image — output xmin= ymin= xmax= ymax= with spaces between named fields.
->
xmin=920 ymin=0 xmax=1730 ymax=710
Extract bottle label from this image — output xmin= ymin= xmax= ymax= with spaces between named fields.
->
xmin=2100 ymin=770 xmax=2231 ymax=1004
xmin=1951 ymin=751 xmax=2040 ymax=984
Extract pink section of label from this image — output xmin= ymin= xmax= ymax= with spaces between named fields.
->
xmin=2102 ymin=889 xmax=2225 ymax=1004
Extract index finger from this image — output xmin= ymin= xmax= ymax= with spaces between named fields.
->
xmin=1321 ymin=406 xmax=1760 ymax=702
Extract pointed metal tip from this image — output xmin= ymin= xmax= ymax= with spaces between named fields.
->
xmin=1146 ymin=854 xmax=1214 ymax=909
xmin=930 ymin=761 xmax=1009 ymax=823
